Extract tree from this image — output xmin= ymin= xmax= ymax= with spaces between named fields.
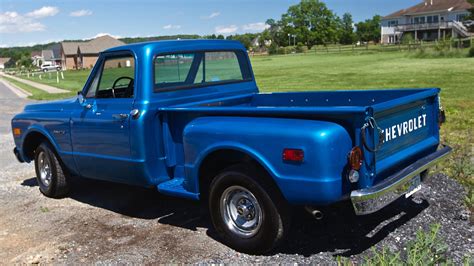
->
xmin=17 ymin=55 xmax=33 ymax=68
xmin=355 ymin=15 xmax=381 ymax=43
xmin=282 ymin=0 xmax=341 ymax=48
xmin=339 ymin=13 xmax=355 ymax=44
xmin=265 ymin=19 xmax=287 ymax=47
xmin=226 ymin=33 xmax=258 ymax=50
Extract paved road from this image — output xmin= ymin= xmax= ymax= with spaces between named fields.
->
xmin=0 ymin=89 xmax=471 ymax=264
xmin=0 ymin=80 xmax=30 ymax=134
xmin=0 ymin=79 xmax=21 ymax=99
xmin=0 ymin=73 xmax=69 ymax=94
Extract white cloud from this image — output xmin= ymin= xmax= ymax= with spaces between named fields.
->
xmin=26 ymin=6 xmax=59 ymax=18
xmin=91 ymin=33 xmax=122 ymax=39
xmin=242 ymin=22 xmax=269 ymax=32
xmin=201 ymin=12 xmax=220 ymax=19
xmin=0 ymin=11 xmax=46 ymax=33
xmin=163 ymin=24 xmax=181 ymax=30
xmin=70 ymin=9 xmax=92 ymax=17
xmin=215 ymin=25 xmax=238 ymax=34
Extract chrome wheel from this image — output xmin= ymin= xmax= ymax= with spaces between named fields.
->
xmin=220 ymin=185 xmax=263 ymax=238
xmin=37 ymin=151 xmax=52 ymax=187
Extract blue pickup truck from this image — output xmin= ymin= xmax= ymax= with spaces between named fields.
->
xmin=11 ymin=40 xmax=451 ymax=253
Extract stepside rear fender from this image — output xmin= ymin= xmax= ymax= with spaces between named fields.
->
xmin=183 ymin=116 xmax=353 ymax=205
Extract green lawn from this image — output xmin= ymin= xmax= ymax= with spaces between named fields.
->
xmin=19 ymin=69 xmax=92 ymax=92
xmin=9 ymin=52 xmax=474 ymax=192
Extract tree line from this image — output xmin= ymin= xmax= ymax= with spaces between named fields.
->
xmin=260 ymin=0 xmax=380 ymax=50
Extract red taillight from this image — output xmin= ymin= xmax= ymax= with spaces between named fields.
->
xmin=283 ymin=148 xmax=304 ymax=162
xmin=349 ymin=146 xmax=363 ymax=170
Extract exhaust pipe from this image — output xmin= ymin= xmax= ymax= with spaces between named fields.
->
xmin=305 ymin=206 xmax=324 ymax=220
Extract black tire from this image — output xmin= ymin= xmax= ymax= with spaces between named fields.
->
xmin=209 ymin=164 xmax=290 ymax=254
xmin=42 ymin=69 xmax=47 ymax=72
xmin=34 ymin=142 xmax=70 ymax=198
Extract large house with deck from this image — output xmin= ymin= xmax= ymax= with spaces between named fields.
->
xmin=381 ymin=0 xmax=473 ymax=44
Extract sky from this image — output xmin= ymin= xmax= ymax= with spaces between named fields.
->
xmin=0 ymin=0 xmax=419 ymax=47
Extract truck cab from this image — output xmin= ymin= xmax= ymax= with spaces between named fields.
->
xmin=11 ymin=40 xmax=451 ymax=254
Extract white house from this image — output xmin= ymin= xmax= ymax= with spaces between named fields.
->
xmin=381 ymin=0 xmax=472 ymax=44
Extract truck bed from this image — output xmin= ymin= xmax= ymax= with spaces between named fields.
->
xmin=163 ymin=89 xmax=438 ymax=116
xmin=160 ymin=88 xmax=441 ymax=189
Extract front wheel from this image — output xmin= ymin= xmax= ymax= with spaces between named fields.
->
xmin=209 ymin=164 xmax=290 ymax=254
xmin=34 ymin=142 xmax=70 ymax=198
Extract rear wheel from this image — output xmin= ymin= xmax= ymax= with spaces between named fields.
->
xmin=34 ymin=142 xmax=70 ymax=198
xmin=209 ymin=164 xmax=290 ymax=254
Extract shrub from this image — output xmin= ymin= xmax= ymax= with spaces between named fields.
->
xmin=295 ymin=42 xmax=305 ymax=53
xmin=469 ymin=47 xmax=474 ymax=58
xmin=401 ymin=33 xmax=414 ymax=44
xmin=361 ymin=224 xmax=448 ymax=265
xmin=268 ymin=43 xmax=278 ymax=55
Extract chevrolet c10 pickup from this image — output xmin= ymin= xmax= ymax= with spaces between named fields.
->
xmin=11 ymin=40 xmax=452 ymax=253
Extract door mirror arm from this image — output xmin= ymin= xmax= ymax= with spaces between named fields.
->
xmin=77 ymin=91 xmax=92 ymax=109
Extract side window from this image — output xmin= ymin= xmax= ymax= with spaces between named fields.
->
xmin=86 ymin=55 xmax=135 ymax=98
xmin=154 ymin=50 xmax=251 ymax=91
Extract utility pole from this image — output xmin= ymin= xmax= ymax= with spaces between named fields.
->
xmin=288 ymin=33 xmax=291 ymax=46
xmin=293 ymin=35 xmax=296 ymax=46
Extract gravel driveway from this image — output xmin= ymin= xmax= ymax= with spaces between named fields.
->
xmin=0 ymin=83 xmax=472 ymax=264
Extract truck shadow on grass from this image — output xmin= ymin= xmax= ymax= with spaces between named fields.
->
xmin=21 ymin=176 xmax=428 ymax=257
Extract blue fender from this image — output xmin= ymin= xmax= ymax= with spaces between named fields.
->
xmin=182 ymin=116 xmax=353 ymax=205
xmin=21 ymin=125 xmax=60 ymax=162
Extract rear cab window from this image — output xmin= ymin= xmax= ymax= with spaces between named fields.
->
xmin=154 ymin=50 xmax=252 ymax=92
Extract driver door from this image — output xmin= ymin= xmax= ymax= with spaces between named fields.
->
xmin=71 ymin=53 xmax=136 ymax=182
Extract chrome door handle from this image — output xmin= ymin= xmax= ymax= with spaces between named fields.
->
xmin=112 ymin=113 xmax=129 ymax=120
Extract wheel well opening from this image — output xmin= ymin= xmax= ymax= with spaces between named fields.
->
xmin=23 ymin=132 xmax=49 ymax=161
xmin=198 ymin=149 xmax=268 ymax=200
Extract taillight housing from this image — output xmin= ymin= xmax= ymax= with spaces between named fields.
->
xmin=283 ymin=148 xmax=304 ymax=163
xmin=349 ymin=146 xmax=363 ymax=170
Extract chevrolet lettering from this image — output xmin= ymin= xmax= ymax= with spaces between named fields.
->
xmin=11 ymin=40 xmax=452 ymax=254
xmin=383 ymin=114 xmax=427 ymax=142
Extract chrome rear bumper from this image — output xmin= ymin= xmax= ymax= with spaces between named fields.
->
xmin=351 ymin=145 xmax=452 ymax=215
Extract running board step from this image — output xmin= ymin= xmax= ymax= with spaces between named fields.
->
xmin=157 ymin=178 xmax=199 ymax=200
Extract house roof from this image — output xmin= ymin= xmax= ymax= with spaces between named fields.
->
xmin=61 ymin=42 xmax=81 ymax=56
xmin=42 ymin=50 xmax=54 ymax=61
xmin=61 ymin=35 xmax=125 ymax=56
xmin=50 ymin=43 xmax=62 ymax=59
xmin=79 ymin=35 xmax=125 ymax=55
xmin=31 ymin=51 xmax=42 ymax=57
xmin=384 ymin=0 xmax=473 ymax=19
xmin=0 ymin=58 xmax=11 ymax=65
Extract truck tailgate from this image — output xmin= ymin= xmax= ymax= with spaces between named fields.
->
xmin=370 ymin=89 xmax=440 ymax=183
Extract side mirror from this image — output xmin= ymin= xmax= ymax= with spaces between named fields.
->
xmin=77 ymin=91 xmax=91 ymax=109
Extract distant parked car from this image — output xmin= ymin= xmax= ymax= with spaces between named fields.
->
xmin=40 ymin=63 xmax=61 ymax=72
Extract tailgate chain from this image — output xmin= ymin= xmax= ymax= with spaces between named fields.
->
xmin=361 ymin=117 xmax=384 ymax=152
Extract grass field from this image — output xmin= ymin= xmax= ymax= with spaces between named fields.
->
xmin=6 ymin=52 xmax=474 ymax=196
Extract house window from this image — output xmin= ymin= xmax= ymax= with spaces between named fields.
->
xmin=415 ymin=16 xmax=426 ymax=24
xmin=427 ymin=15 xmax=439 ymax=23
xmin=457 ymin=14 xmax=468 ymax=21
xmin=388 ymin=20 xmax=398 ymax=27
